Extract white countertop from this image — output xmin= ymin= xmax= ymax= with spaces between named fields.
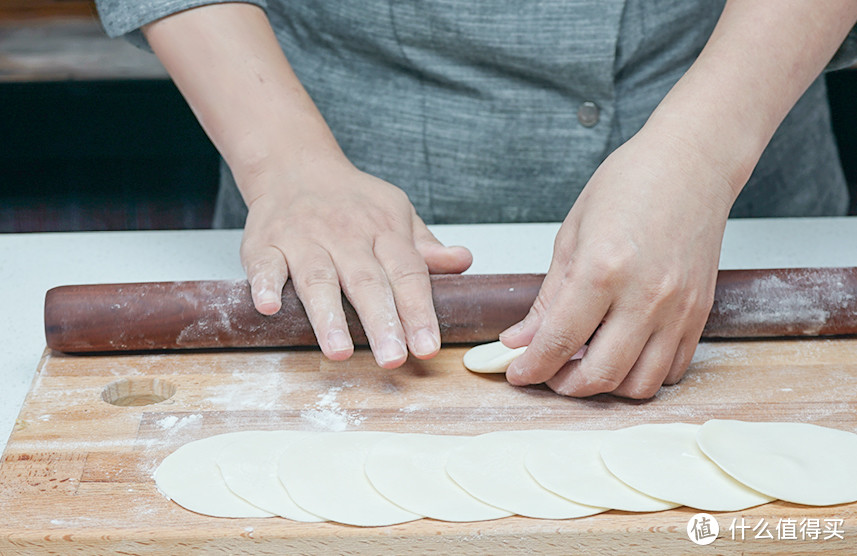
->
xmin=3 ymin=217 xmax=857 ymax=454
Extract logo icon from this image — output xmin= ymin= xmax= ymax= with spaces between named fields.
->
xmin=687 ymin=513 xmax=719 ymax=545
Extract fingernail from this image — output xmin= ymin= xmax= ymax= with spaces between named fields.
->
xmin=499 ymin=321 xmax=525 ymax=340
xmin=327 ymin=329 xmax=352 ymax=354
xmin=412 ymin=328 xmax=439 ymax=357
xmin=255 ymin=289 xmax=280 ymax=315
xmin=378 ymin=336 xmax=407 ymax=366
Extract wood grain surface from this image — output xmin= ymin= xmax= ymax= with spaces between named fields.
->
xmin=2 ymin=339 xmax=857 ymax=554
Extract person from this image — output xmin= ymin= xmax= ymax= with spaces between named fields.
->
xmin=95 ymin=0 xmax=857 ymax=399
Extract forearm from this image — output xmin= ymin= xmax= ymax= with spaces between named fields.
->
xmin=143 ymin=2 xmax=347 ymax=205
xmin=642 ymin=0 xmax=857 ymax=198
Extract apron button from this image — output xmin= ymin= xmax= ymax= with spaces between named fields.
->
xmin=577 ymin=101 xmax=600 ymax=127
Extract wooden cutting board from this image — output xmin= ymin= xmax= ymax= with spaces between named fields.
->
xmin=2 ymin=339 xmax=857 ymax=554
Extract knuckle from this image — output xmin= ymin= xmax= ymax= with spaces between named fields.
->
xmin=653 ymin=272 xmax=684 ymax=300
xmin=530 ymin=292 xmax=553 ymax=318
xmin=394 ymin=296 xmax=432 ymax=326
xmin=579 ymin=367 xmax=624 ymax=393
xmin=532 ymin=331 xmax=577 ymax=361
xmin=386 ymin=259 xmax=429 ymax=286
xmin=297 ymin=266 xmax=338 ymax=291
xmin=343 ymin=266 xmax=385 ymax=292
xmin=245 ymin=256 xmax=279 ymax=276
xmin=583 ymin=250 xmax=635 ymax=290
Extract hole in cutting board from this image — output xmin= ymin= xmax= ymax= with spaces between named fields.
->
xmin=101 ymin=378 xmax=177 ymax=407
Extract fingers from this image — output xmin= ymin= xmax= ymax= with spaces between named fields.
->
xmin=327 ymin=244 xmax=407 ymax=369
xmin=541 ymin=317 xmax=703 ymax=399
xmin=540 ymin=310 xmax=652 ymax=397
xmin=286 ymin=246 xmax=354 ymax=361
xmin=597 ymin=327 xmax=680 ymax=399
xmin=412 ymin=218 xmax=473 ymax=275
xmin=243 ymin=228 xmax=447 ymax=368
xmin=240 ymin=242 xmax=288 ymax=316
xmin=664 ymin=334 xmax=705 ymax=385
xmin=505 ymin=276 xmax=610 ymax=387
xmin=374 ymin=234 xmax=441 ymax=360
xmin=499 ymin=249 xmax=571 ymax=349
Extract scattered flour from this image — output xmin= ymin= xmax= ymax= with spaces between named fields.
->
xmin=300 ymin=384 xmax=365 ymax=432
xmin=169 ymin=414 xmax=202 ymax=431
xmin=205 ymin=355 xmax=296 ymax=410
xmin=156 ymin=415 xmax=179 ymax=430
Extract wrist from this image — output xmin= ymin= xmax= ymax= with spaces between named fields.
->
xmin=227 ymin=121 xmax=351 ymax=185
xmin=639 ymin=81 xmax=769 ymax=203
xmin=232 ymin=137 xmax=357 ymax=207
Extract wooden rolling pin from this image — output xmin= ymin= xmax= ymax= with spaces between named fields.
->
xmin=45 ymin=268 xmax=857 ymax=353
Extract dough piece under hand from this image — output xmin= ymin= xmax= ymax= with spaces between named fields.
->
xmin=278 ymin=431 xmax=422 ymax=527
xmin=462 ymin=341 xmax=527 ymax=373
xmin=446 ymin=430 xmax=606 ymax=519
xmin=462 ymin=341 xmax=587 ymax=373
xmin=155 ymin=432 xmax=274 ymax=518
xmin=697 ymin=419 xmax=857 ymax=506
xmin=216 ymin=430 xmax=324 ymax=522
xmin=365 ymin=433 xmax=512 ymax=522
xmin=600 ymin=423 xmax=773 ymax=512
xmin=525 ymin=430 xmax=679 ymax=512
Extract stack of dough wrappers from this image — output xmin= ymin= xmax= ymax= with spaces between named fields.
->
xmin=155 ymin=419 xmax=857 ymax=526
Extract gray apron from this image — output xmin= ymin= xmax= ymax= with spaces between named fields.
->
xmin=208 ymin=0 xmax=849 ymax=227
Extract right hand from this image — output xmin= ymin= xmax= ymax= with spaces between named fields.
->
xmin=239 ymin=158 xmax=472 ymax=368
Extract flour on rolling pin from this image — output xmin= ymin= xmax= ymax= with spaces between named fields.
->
xmin=462 ymin=340 xmax=586 ymax=373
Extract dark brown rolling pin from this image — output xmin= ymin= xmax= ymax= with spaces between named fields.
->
xmin=44 ymin=268 xmax=857 ymax=353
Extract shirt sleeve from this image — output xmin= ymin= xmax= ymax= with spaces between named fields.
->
xmin=828 ymin=24 xmax=857 ymax=71
xmin=94 ymin=0 xmax=267 ymax=48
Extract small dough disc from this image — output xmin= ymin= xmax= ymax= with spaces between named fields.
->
xmin=216 ymin=430 xmax=324 ymax=522
xmin=446 ymin=430 xmax=605 ymax=519
xmin=155 ymin=432 xmax=274 ymax=518
xmin=525 ymin=430 xmax=679 ymax=512
xmin=462 ymin=341 xmax=527 ymax=373
xmin=278 ymin=431 xmax=422 ymax=526
xmin=600 ymin=423 xmax=773 ymax=511
xmin=365 ymin=433 xmax=512 ymax=522
xmin=697 ymin=419 xmax=857 ymax=506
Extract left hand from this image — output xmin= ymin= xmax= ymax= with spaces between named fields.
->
xmin=500 ymin=128 xmax=736 ymax=398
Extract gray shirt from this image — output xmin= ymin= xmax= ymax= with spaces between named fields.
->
xmin=96 ymin=0 xmax=857 ymax=228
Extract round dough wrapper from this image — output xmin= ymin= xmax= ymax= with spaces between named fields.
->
xmin=525 ymin=430 xmax=678 ymax=512
xmin=697 ymin=419 xmax=857 ymax=506
xmin=216 ymin=430 xmax=324 ymax=522
xmin=462 ymin=341 xmax=527 ymax=373
xmin=278 ymin=431 xmax=422 ymax=527
xmin=600 ymin=423 xmax=773 ymax=511
xmin=365 ymin=433 xmax=512 ymax=522
xmin=155 ymin=432 xmax=274 ymax=518
xmin=446 ymin=430 xmax=606 ymax=519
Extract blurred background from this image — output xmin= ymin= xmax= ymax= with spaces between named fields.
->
xmin=1 ymin=1 xmax=855 ymax=233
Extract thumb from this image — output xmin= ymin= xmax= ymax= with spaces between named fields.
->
xmin=412 ymin=218 xmax=473 ymax=275
xmin=498 ymin=263 xmax=566 ymax=348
